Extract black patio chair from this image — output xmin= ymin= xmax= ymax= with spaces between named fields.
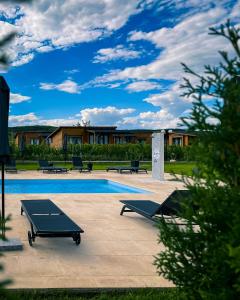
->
xmin=130 ymin=160 xmax=148 ymax=173
xmin=5 ymin=158 xmax=18 ymax=173
xmin=72 ymin=156 xmax=92 ymax=172
xmin=21 ymin=199 xmax=84 ymax=246
xmin=38 ymin=160 xmax=68 ymax=173
xmin=120 ymin=190 xmax=193 ymax=224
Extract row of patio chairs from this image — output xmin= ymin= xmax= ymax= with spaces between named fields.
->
xmin=21 ymin=189 xmax=194 ymax=247
xmin=5 ymin=158 xmax=148 ymax=174
xmin=4 ymin=157 xmax=93 ymax=174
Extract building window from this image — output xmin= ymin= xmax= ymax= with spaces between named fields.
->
xmin=30 ymin=138 xmax=40 ymax=145
xmin=67 ymin=136 xmax=82 ymax=145
xmin=114 ymin=136 xmax=122 ymax=144
xmin=137 ymin=138 xmax=146 ymax=144
xmin=125 ymin=136 xmax=134 ymax=143
xmin=172 ymin=137 xmax=183 ymax=146
xmin=89 ymin=134 xmax=95 ymax=144
xmin=96 ymin=134 xmax=109 ymax=144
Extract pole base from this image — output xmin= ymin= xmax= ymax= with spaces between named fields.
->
xmin=0 ymin=238 xmax=23 ymax=251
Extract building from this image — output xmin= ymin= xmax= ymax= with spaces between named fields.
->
xmin=14 ymin=126 xmax=196 ymax=148
xmin=46 ymin=126 xmax=156 ymax=148
xmin=15 ymin=131 xmax=51 ymax=146
xmin=47 ymin=126 xmax=196 ymax=148
xmin=165 ymin=129 xmax=196 ymax=146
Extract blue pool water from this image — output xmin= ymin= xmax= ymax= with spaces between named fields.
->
xmin=2 ymin=179 xmax=149 ymax=194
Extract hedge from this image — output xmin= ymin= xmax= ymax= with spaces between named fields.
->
xmin=10 ymin=143 xmax=196 ymax=161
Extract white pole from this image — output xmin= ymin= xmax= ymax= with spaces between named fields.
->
xmin=152 ymin=131 xmax=165 ymax=181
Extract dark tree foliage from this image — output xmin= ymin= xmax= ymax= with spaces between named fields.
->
xmin=154 ymin=21 xmax=240 ymax=300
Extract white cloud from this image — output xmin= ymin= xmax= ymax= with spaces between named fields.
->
xmin=0 ymin=0 xmax=146 ymax=67
xmin=143 ymin=82 xmax=192 ymax=114
xmin=9 ymin=112 xmax=38 ymax=126
xmin=34 ymin=118 xmax=79 ymax=127
xmin=111 ymin=8 xmax=232 ymax=81
xmin=93 ymin=45 xmax=141 ymax=63
xmin=64 ymin=69 xmax=80 ymax=74
xmin=155 ymin=0 xmax=234 ymax=20
xmin=8 ymin=113 xmax=80 ymax=127
xmin=40 ymin=80 xmax=81 ymax=94
xmin=0 ymin=4 xmax=19 ymax=19
xmin=8 ymin=106 xmax=136 ymax=127
xmin=11 ymin=53 xmax=34 ymax=67
xmin=8 ymin=108 xmax=180 ymax=129
xmin=125 ymin=80 xmax=161 ymax=92
xmin=88 ymin=4 xmax=240 ymax=128
xmin=120 ymin=109 xmax=180 ymax=129
xmin=230 ymin=0 xmax=240 ymax=20
xmin=37 ymin=45 xmax=54 ymax=53
xmin=10 ymin=93 xmax=31 ymax=104
xmin=78 ymin=106 xmax=135 ymax=126
xmin=0 ymin=21 xmax=15 ymax=38
xmin=93 ymin=6 xmax=239 ymax=85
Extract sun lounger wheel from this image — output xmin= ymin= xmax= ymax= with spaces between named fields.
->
xmin=73 ymin=234 xmax=81 ymax=245
xmin=28 ymin=231 xmax=33 ymax=246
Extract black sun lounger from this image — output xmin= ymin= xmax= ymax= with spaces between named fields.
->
xmin=5 ymin=159 xmax=18 ymax=173
xmin=38 ymin=160 xmax=68 ymax=173
xmin=120 ymin=190 xmax=192 ymax=223
xmin=106 ymin=166 xmax=133 ymax=174
xmin=106 ymin=161 xmax=147 ymax=174
xmin=21 ymin=200 xmax=84 ymax=246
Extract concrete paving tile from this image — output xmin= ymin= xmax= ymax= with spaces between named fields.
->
xmin=2 ymin=171 xmax=185 ymax=288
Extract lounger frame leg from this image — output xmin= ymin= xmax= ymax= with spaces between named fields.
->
xmin=120 ymin=205 xmax=134 ymax=215
xmin=120 ymin=205 xmax=126 ymax=215
xmin=30 ymin=223 xmax=36 ymax=242
xmin=20 ymin=207 xmax=24 ymax=215
xmin=28 ymin=231 xmax=33 ymax=246
xmin=73 ymin=233 xmax=81 ymax=245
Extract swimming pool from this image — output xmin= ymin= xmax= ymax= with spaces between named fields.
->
xmin=3 ymin=179 xmax=149 ymax=194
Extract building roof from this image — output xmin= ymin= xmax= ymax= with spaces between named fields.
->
xmin=47 ymin=126 xmax=118 ymax=138
xmin=114 ymin=129 xmax=159 ymax=134
xmin=165 ymin=128 xmax=196 ymax=136
xmin=14 ymin=131 xmax=51 ymax=138
xmin=47 ymin=126 xmax=196 ymax=138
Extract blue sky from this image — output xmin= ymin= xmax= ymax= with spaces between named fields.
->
xmin=0 ymin=0 xmax=239 ymax=128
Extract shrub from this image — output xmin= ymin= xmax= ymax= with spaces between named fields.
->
xmin=154 ymin=21 xmax=240 ymax=299
xmin=10 ymin=143 xmax=196 ymax=162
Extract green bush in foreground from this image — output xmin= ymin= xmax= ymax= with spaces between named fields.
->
xmin=155 ymin=21 xmax=240 ymax=299
xmin=5 ymin=288 xmax=186 ymax=300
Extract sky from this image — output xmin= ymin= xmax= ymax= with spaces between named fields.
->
xmin=0 ymin=0 xmax=239 ymax=129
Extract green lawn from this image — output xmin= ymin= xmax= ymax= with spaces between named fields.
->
xmin=15 ymin=161 xmax=195 ymax=177
xmin=165 ymin=162 xmax=196 ymax=177
xmin=5 ymin=288 xmax=186 ymax=300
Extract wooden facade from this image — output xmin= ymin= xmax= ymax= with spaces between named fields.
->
xmin=166 ymin=130 xmax=196 ymax=146
xmin=15 ymin=132 xmax=50 ymax=146
xmin=15 ymin=127 xmax=196 ymax=148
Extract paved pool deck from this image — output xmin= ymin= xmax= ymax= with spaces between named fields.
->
xmin=1 ymin=170 xmax=186 ymax=289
